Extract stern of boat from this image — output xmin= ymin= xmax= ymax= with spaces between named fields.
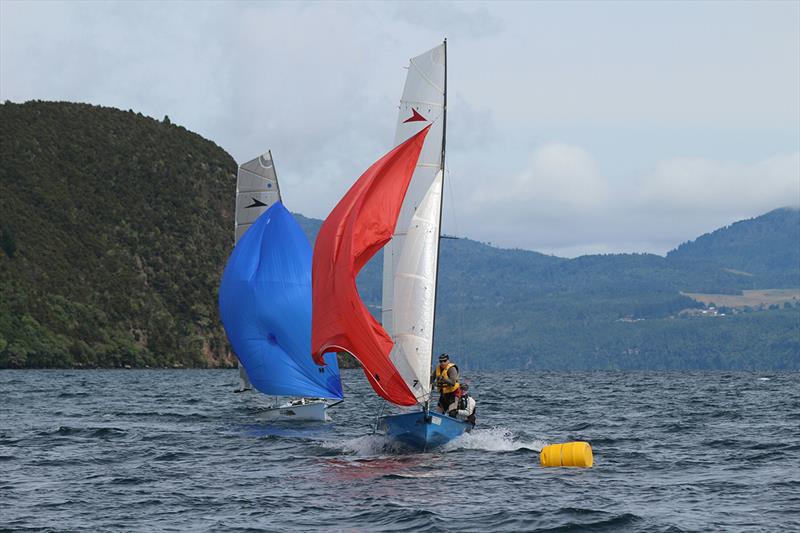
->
xmin=378 ymin=410 xmax=469 ymax=451
xmin=256 ymin=399 xmax=330 ymax=421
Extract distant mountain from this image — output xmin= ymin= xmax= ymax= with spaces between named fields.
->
xmin=298 ymin=206 xmax=799 ymax=370
xmin=667 ymin=207 xmax=800 ymax=287
xmin=1 ymin=101 xmax=798 ymax=370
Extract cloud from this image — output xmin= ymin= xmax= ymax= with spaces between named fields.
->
xmin=1 ymin=1 xmax=798 ymax=256
xmin=638 ymin=152 xmax=800 ymax=214
xmin=393 ymin=2 xmax=505 ymax=39
xmin=454 ymin=143 xmax=799 ymax=257
xmin=481 ymin=142 xmax=607 ymax=215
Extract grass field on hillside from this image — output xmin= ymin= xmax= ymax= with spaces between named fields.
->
xmin=682 ymin=289 xmax=800 ymax=308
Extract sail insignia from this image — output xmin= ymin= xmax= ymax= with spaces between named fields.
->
xmin=246 ymin=197 xmax=268 ymax=209
xmin=403 ymin=108 xmax=428 ymax=123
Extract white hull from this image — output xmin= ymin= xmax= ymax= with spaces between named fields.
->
xmin=256 ymin=399 xmax=329 ymax=421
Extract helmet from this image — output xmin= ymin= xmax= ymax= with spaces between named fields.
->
xmin=438 ymin=353 xmax=449 ymax=362
xmin=460 ymin=383 xmax=469 ymax=393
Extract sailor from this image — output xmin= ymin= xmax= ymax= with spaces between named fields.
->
xmin=448 ymin=383 xmax=476 ymax=427
xmin=431 ymin=353 xmax=460 ymax=413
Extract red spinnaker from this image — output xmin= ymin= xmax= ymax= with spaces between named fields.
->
xmin=311 ymin=125 xmax=431 ymax=406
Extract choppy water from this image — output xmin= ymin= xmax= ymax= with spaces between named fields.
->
xmin=1 ymin=369 xmax=799 ymax=532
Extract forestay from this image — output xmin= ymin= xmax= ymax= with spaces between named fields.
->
xmin=382 ymin=44 xmax=446 ymax=405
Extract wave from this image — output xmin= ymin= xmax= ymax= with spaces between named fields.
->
xmin=463 ymin=508 xmax=647 ymax=532
xmin=321 ymin=426 xmax=547 ymax=456
xmin=323 ymin=434 xmax=411 ymax=456
xmin=40 ymin=426 xmax=128 ymax=439
xmin=444 ymin=426 xmax=547 ymax=452
xmin=57 ymin=391 xmax=91 ymax=398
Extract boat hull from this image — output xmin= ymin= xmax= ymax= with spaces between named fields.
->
xmin=256 ymin=399 xmax=329 ymax=421
xmin=378 ymin=410 xmax=471 ymax=451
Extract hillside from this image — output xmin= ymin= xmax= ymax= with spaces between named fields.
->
xmin=0 ymin=101 xmax=237 ymax=368
xmin=667 ymin=207 xmax=800 ymax=287
xmin=2 ymin=101 xmax=798 ymax=370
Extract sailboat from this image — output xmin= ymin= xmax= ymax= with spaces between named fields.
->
xmin=312 ymin=41 xmax=470 ymax=449
xmin=219 ymin=151 xmax=343 ymax=421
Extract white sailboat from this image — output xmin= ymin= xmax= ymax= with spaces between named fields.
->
xmin=232 ymin=152 xmax=281 ymax=392
xmin=311 ymin=41 xmax=469 ymax=448
xmin=376 ymin=41 xmax=471 ymax=449
xmin=381 ymin=42 xmax=447 ymax=407
xmin=220 ymin=151 xmax=343 ymax=421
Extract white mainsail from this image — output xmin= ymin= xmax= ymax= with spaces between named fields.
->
xmin=235 ymin=152 xmax=281 ymax=244
xmin=233 ymin=151 xmax=281 ymax=390
xmin=382 ymin=43 xmax=446 ymax=404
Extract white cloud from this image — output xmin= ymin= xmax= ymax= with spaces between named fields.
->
xmin=638 ymin=152 xmax=800 ymax=214
xmin=1 ymin=1 xmax=798 ymax=256
xmin=453 ymin=143 xmax=799 ymax=257
xmin=479 ymin=142 xmax=607 ymax=216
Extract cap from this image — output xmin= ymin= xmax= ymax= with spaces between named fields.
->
xmin=438 ymin=353 xmax=449 ymax=362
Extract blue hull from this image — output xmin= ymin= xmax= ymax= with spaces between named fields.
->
xmin=378 ymin=410 xmax=471 ymax=451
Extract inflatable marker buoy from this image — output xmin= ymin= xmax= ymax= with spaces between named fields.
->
xmin=539 ymin=441 xmax=593 ymax=468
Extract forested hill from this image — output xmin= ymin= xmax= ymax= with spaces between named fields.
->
xmin=1 ymin=101 xmax=237 ymax=368
xmin=296 ymin=212 xmax=800 ymax=370
xmin=1 ymin=101 xmax=798 ymax=370
xmin=667 ymin=207 xmax=800 ymax=287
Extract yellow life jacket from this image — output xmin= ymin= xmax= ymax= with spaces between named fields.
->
xmin=435 ymin=362 xmax=460 ymax=394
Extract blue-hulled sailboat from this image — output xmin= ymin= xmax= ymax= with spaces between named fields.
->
xmin=219 ymin=152 xmax=343 ymax=421
xmin=311 ymin=41 xmax=470 ymax=448
xmin=377 ymin=40 xmax=472 ymax=449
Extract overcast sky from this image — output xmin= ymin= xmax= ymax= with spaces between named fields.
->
xmin=2 ymin=0 xmax=798 ymax=257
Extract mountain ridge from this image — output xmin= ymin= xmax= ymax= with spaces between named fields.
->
xmin=2 ymin=101 xmax=798 ymax=370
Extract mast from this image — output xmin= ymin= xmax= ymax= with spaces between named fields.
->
xmin=429 ymin=38 xmax=447 ymax=392
xmin=268 ymin=150 xmax=282 ymax=200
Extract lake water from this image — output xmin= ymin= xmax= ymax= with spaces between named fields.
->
xmin=1 ymin=369 xmax=798 ymax=532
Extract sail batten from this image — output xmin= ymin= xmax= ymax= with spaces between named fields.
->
xmin=234 ymin=152 xmax=282 ymax=244
xmin=409 ymin=58 xmax=444 ymax=93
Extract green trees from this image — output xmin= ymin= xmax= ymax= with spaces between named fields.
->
xmin=1 ymin=101 xmax=797 ymax=370
xmin=0 ymin=226 xmax=15 ymax=258
xmin=1 ymin=101 xmax=237 ymax=368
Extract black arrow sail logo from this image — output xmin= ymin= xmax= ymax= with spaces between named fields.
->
xmin=246 ymin=198 xmax=267 ymax=209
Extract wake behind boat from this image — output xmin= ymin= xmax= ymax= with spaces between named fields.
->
xmin=219 ymin=151 xmax=343 ymax=422
xmin=311 ymin=41 xmax=471 ymax=448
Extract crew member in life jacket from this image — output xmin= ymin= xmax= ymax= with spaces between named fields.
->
xmin=448 ymin=383 xmax=476 ymax=427
xmin=431 ymin=353 xmax=460 ymax=413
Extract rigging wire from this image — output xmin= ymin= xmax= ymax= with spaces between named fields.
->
xmin=444 ymin=166 xmax=467 ymax=374
xmin=371 ymin=399 xmax=388 ymax=434
xmin=337 ymin=368 xmax=388 ymax=434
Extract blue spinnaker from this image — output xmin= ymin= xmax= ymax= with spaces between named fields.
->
xmin=219 ymin=201 xmax=343 ymax=400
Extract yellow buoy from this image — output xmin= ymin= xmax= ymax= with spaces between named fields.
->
xmin=539 ymin=441 xmax=593 ymax=468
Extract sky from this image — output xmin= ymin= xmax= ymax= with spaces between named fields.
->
xmin=2 ymin=0 xmax=798 ymax=257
